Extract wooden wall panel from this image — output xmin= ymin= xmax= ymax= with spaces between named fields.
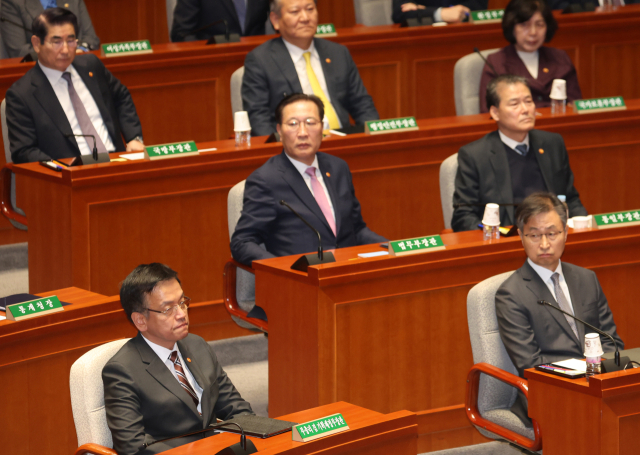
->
xmin=358 ymin=62 xmax=402 ymax=119
xmin=318 ymin=0 xmax=357 ymax=28
xmin=592 ymin=42 xmax=640 ymax=100
xmin=414 ymin=57 xmax=459 ymax=119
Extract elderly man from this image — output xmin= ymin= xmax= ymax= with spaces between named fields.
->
xmin=6 ymin=7 xmax=143 ymax=163
xmin=451 ymin=74 xmax=586 ymax=231
xmin=241 ymin=0 xmax=379 ymax=136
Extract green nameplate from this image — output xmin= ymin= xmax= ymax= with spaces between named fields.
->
xmin=315 ymin=23 xmax=337 ymax=37
xmin=470 ymin=9 xmax=504 ymax=23
xmin=145 ymin=141 xmax=199 ymax=160
xmin=389 ymin=235 xmax=445 ymax=257
xmin=6 ymin=295 xmax=64 ymax=321
xmin=292 ymin=413 xmax=349 ymax=442
xmin=365 ymin=117 xmax=418 ymax=135
xmin=101 ymin=40 xmax=153 ymax=57
xmin=574 ymin=96 xmax=626 ymax=114
xmin=593 ymin=209 xmax=640 ymax=229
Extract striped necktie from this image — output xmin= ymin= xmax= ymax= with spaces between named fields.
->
xmin=169 ymin=351 xmax=200 ymax=411
xmin=550 ymin=273 xmax=579 ymax=339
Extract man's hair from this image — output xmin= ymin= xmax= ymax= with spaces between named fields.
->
xmin=515 ymin=192 xmax=567 ymax=231
xmin=120 ymin=263 xmax=181 ymax=323
xmin=32 ymin=7 xmax=79 ymax=43
xmin=275 ymin=93 xmax=325 ymax=125
xmin=502 ymin=0 xmax=558 ymax=44
xmin=486 ymin=74 xmax=529 ymax=110
xmin=270 ymin=0 xmax=317 ymax=14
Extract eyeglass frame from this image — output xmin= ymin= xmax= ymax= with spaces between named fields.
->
xmin=282 ymin=118 xmax=322 ymax=131
xmin=522 ymin=230 xmax=565 ymax=243
xmin=146 ymin=296 xmax=191 ymax=317
xmin=45 ymin=37 xmax=79 ymax=50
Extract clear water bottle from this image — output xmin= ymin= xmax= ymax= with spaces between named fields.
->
xmin=585 ymin=356 xmax=601 ymax=381
xmin=235 ymin=130 xmax=251 ymax=147
xmin=551 ymin=99 xmax=566 ymax=115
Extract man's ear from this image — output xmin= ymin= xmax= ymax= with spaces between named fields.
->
xmin=489 ymin=105 xmax=500 ymax=122
xmin=276 ymin=122 xmax=282 ymax=137
xmin=31 ymin=35 xmax=42 ymax=53
xmin=131 ymin=311 xmax=148 ymax=332
xmin=270 ymin=11 xmax=280 ymax=31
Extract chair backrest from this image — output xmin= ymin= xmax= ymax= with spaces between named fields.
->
xmin=453 ymin=48 xmax=500 ymax=116
xmin=70 ymin=338 xmax=129 ymax=448
xmin=467 ymin=272 xmax=518 ymax=414
xmin=354 ymin=0 xmax=393 ymax=26
xmin=1 ymin=98 xmax=26 ymax=230
xmin=439 ymin=153 xmax=458 ymax=230
xmin=230 ymin=67 xmax=245 ymax=116
xmin=166 ymin=0 xmax=178 ymax=36
xmin=227 ymin=180 xmax=246 ymax=237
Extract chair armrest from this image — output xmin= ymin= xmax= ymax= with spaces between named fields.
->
xmin=223 ymin=259 xmax=268 ymax=332
xmin=0 ymin=165 xmax=27 ymax=226
xmin=465 ymin=362 xmax=542 ymax=451
xmin=73 ymin=443 xmax=117 ymax=455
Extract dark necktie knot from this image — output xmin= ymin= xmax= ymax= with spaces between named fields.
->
xmin=514 ymin=144 xmax=528 ymax=156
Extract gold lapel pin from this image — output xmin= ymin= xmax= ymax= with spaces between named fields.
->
xmin=187 ymin=358 xmax=192 ymax=363
xmin=325 ymin=58 xmax=331 ymax=64
xmin=89 ymin=72 xmax=94 ymax=77
xmin=543 ymin=68 xmax=549 ymax=73
xmin=64 ymin=3 xmax=69 ymax=7
xmin=539 ymin=148 xmax=544 ymax=154
xmin=326 ymin=172 xmax=330 ymax=177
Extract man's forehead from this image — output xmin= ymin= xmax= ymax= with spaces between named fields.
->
xmin=46 ymin=23 xmax=76 ymax=38
xmin=283 ymin=100 xmax=319 ymax=118
xmin=499 ymin=82 xmax=531 ymax=100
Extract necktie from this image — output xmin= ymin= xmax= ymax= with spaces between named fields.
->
xmin=40 ymin=0 xmax=57 ymax=9
xmin=233 ymin=0 xmax=246 ymax=34
xmin=514 ymin=144 xmax=528 ymax=156
xmin=305 ymin=167 xmax=336 ymax=236
xmin=169 ymin=351 xmax=200 ymax=411
xmin=302 ymin=52 xmax=340 ymax=129
xmin=550 ymin=273 xmax=579 ymax=339
xmin=61 ymin=72 xmax=108 ymax=155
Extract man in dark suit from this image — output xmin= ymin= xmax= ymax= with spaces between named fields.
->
xmin=103 ymin=263 xmax=253 ymax=455
xmin=451 ymin=74 xmax=586 ymax=232
xmin=392 ymin=0 xmax=486 ymax=24
xmin=170 ymin=0 xmax=270 ymax=42
xmin=1 ymin=0 xmax=100 ymax=58
xmin=496 ymin=192 xmax=623 ymax=425
xmin=231 ymin=93 xmax=386 ymax=266
xmin=6 ymin=8 xmax=143 ymax=163
xmin=242 ymin=0 xmax=379 ymax=136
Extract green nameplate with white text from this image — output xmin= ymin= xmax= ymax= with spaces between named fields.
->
xmin=389 ymin=235 xmax=445 ymax=257
xmin=365 ymin=117 xmax=418 ymax=135
xmin=6 ymin=295 xmax=64 ymax=321
xmin=593 ymin=209 xmax=640 ymax=229
xmin=102 ymin=40 xmax=153 ymax=57
xmin=574 ymin=97 xmax=626 ymax=114
xmin=470 ymin=9 xmax=504 ymax=23
xmin=145 ymin=141 xmax=199 ymax=160
xmin=292 ymin=413 xmax=349 ymax=442
xmin=315 ymin=23 xmax=337 ymax=37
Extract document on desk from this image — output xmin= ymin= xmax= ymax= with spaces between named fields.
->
xmin=553 ymin=359 xmax=586 ymax=372
xmin=120 ymin=152 xmax=145 ymax=161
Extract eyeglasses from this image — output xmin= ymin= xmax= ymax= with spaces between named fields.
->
xmin=523 ymin=231 xmax=564 ymax=243
xmin=46 ymin=38 xmax=78 ymax=50
xmin=146 ymin=297 xmax=191 ymax=317
xmin=282 ymin=118 xmax=322 ymax=131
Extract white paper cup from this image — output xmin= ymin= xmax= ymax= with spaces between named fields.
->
xmin=584 ymin=333 xmax=604 ymax=357
xmin=482 ymin=203 xmax=500 ymax=227
xmin=550 ymin=79 xmax=567 ymax=101
xmin=572 ymin=216 xmax=590 ymax=229
xmin=234 ymin=111 xmax=251 ymax=132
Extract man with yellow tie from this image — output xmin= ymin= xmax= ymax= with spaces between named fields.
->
xmin=242 ymin=0 xmax=379 ymax=136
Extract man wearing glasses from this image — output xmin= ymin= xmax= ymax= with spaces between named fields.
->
xmin=103 ymin=263 xmax=253 ymax=455
xmin=495 ymin=192 xmax=623 ymax=426
xmin=231 ymin=93 xmax=386 ymax=267
xmin=6 ymin=7 xmax=144 ymax=163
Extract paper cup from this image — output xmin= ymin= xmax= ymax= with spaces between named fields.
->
xmin=482 ymin=203 xmax=500 ymax=227
xmin=234 ymin=111 xmax=251 ymax=132
xmin=584 ymin=333 xmax=604 ymax=357
xmin=572 ymin=216 xmax=590 ymax=229
xmin=550 ymin=79 xmax=567 ymax=100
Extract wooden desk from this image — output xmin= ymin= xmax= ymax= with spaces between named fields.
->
xmin=253 ymin=225 xmax=640 ymax=452
xmin=526 ymin=367 xmax=640 ymax=454
xmin=164 ymin=402 xmax=417 ymax=455
xmin=0 ymin=287 xmax=250 ymax=455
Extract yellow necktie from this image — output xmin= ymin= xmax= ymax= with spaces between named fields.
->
xmin=303 ymin=52 xmax=340 ymax=129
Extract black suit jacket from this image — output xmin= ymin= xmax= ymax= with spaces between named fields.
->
xmin=103 ymin=333 xmax=253 ymax=455
xmin=451 ymin=129 xmax=587 ymax=232
xmin=6 ymin=54 xmax=142 ymax=163
xmin=1 ymin=0 xmax=100 ymax=58
xmin=391 ymin=0 xmax=487 ymax=22
xmin=242 ymin=37 xmax=379 ymax=136
xmin=230 ymin=151 xmax=387 ymax=266
xmin=170 ymin=0 xmax=270 ymax=41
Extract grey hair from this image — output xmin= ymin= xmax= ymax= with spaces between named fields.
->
xmin=486 ymin=74 xmax=529 ymax=110
xmin=270 ymin=0 xmax=317 ymax=14
xmin=515 ymin=192 xmax=567 ymax=231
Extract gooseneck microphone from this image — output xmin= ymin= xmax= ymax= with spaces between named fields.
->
xmin=474 ymin=47 xmax=499 ymax=77
xmin=179 ymin=19 xmax=240 ymax=44
xmin=537 ymin=300 xmax=625 ymax=371
xmin=280 ymin=199 xmax=323 ymax=260
xmin=65 ymin=133 xmax=98 ymax=161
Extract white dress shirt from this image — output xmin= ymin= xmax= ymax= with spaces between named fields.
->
xmin=516 ymin=49 xmax=539 ymax=79
xmin=285 ymin=153 xmax=336 ymax=222
xmin=141 ymin=335 xmax=204 ymax=414
xmin=528 ymin=258 xmax=575 ymax=314
xmin=499 ymin=130 xmax=530 ymax=156
xmin=39 ymin=61 xmax=115 ymax=155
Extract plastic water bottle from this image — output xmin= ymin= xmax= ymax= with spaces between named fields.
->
xmin=585 ymin=356 xmax=601 ymax=381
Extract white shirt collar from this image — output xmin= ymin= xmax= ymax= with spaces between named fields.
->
xmin=38 ymin=61 xmax=73 ymax=86
xmin=285 ymin=152 xmax=319 ymax=177
xmin=528 ymin=257 xmax=564 ymax=284
xmin=141 ymin=334 xmax=178 ymax=362
xmin=282 ymin=38 xmax=317 ymax=63
xmin=499 ymin=130 xmax=530 ymax=153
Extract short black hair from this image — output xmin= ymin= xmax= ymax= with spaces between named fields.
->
xmin=32 ymin=7 xmax=79 ymax=43
xmin=275 ymin=93 xmax=325 ymax=125
xmin=486 ymin=74 xmax=529 ymax=110
xmin=515 ymin=192 xmax=567 ymax=231
xmin=120 ymin=263 xmax=181 ymax=323
xmin=502 ymin=0 xmax=557 ymax=44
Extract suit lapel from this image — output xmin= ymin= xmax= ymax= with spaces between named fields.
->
xmin=270 ymin=38 xmax=303 ymax=96
xmin=178 ymin=339 xmax=212 ymax=427
xmin=487 ymin=131 xmax=515 ymax=224
xmin=317 ymin=152 xmax=340 ymax=235
xmin=530 ymin=130 xmax=554 ymax=193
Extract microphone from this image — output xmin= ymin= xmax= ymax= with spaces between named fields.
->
xmin=474 ymin=47 xmax=499 ymax=77
xmin=279 ymin=200 xmax=336 ymax=272
xmin=179 ymin=19 xmax=240 ymax=44
xmin=65 ymin=133 xmax=98 ymax=161
xmin=537 ymin=300 xmax=628 ymax=372
xmin=64 ymin=134 xmax=110 ymax=165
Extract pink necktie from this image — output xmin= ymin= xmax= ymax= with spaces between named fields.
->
xmin=305 ymin=167 xmax=336 ymax=236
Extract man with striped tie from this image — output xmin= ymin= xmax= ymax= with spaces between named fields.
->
xmin=103 ymin=263 xmax=253 ymax=455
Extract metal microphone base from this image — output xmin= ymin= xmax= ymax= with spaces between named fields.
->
xmin=72 ymin=153 xmax=111 ymax=166
xmin=602 ymin=356 xmax=631 ymax=373
xmin=290 ymin=251 xmax=336 ymax=272
xmin=207 ymin=33 xmax=241 ymax=44
xmin=214 ymin=439 xmax=257 ymax=455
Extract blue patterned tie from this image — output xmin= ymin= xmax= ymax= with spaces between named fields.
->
xmin=514 ymin=144 xmax=528 ymax=156
xmin=234 ymin=0 xmax=246 ymax=34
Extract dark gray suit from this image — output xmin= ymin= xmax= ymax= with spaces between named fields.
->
xmin=230 ymin=151 xmax=386 ymax=266
xmin=103 ymin=333 xmax=253 ymax=455
xmin=1 ymin=0 xmax=100 ymax=58
xmin=452 ymin=129 xmax=587 ymax=232
xmin=242 ymin=37 xmax=379 ymax=136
